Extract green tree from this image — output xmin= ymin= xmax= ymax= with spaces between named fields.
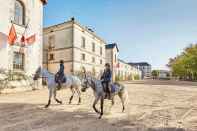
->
xmin=168 ymin=44 xmax=197 ymax=81
xmin=152 ymin=70 xmax=159 ymax=79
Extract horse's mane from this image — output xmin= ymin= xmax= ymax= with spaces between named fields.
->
xmin=86 ymin=74 xmax=98 ymax=82
xmin=42 ymin=68 xmax=55 ymax=76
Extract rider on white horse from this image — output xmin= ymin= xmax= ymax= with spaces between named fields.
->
xmin=101 ymin=63 xmax=112 ymax=99
xmin=55 ymin=60 xmax=65 ymax=90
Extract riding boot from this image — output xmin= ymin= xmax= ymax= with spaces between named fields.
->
xmin=57 ymin=82 xmax=61 ymax=90
xmin=108 ymin=91 xmax=111 ymax=99
xmin=106 ymin=83 xmax=111 ymax=99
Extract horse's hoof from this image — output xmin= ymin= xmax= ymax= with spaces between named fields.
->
xmin=96 ymin=111 xmax=101 ymax=114
xmin=98 ymin=115 xmax=102 ymax=119
xmin=45 ymin=105 xmax=49 ymax=108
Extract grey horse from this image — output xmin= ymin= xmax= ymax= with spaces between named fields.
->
xmin=33 ymin=67 xmax=82 ymax=108
xmin=81 ymin=74 xmax=128 ymax=119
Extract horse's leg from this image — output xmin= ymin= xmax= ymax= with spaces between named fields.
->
xmin=111 ymin=97 xmax=115 ymax=106
xmin=93 ymin=96 xmax=100 ymax=114
xmin=76 ymin=87 xmax=81 ymax=105
xmin=69 ymin=86 xmax=75 ymax=104
xmin=45 ymin=88 xmax=53 ymax=108
xmin=99 ymin=97 xmax=104 ymax=119
xmin=118 ymin=91 xmax=126 ymax=112
xmin=53 ymin=88 xmax=62 ymax=104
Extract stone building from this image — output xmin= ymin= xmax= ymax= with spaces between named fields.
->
xmin=43 ymin=18 xmax=106 ymax=77
xmin=105 ymin=43 xmax=119 ymax=81
xmin=128 ymin=62 xmax=152 ymax=79
xmin=0 ymin=0 xmax=46 ymax=75
xmin=105 ymin=43 xmax=142 ymax=81
xmin=117 ymin=59 xmax=142 ymax=81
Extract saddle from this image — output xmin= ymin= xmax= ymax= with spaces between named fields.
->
xmin=55 ymin=73 xmax=66 ymax=84
xmin=102 ymin=83 xmax=119 ymax=93
xmin=102 ymin=82 xmax=112 ymax=99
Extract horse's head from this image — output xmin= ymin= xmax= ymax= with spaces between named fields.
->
xmin=81 ymin=74 xmax=91 ymax=92
xmin=33 ymin=66 xmax=42 ymax=80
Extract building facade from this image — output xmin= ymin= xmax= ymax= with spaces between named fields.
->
xmin=116 ymin=59 xmax=142 ymax=81
xmin=105 ymin=43 xmax=142 ymax=81
xmin=0 ymin=0 xmax=46 ymax=75
xmin=105 ymin=43 xmax=119 ymax=81
xmin=43 ymin=18 xmax=106 ymax=77
xmin=128 ymin=62 xmax=152 ymax=79
xmin=158 ymin=70 xmax=170 ymax=79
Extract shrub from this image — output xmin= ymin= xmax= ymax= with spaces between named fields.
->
xmin=134 ymin=74 xmax=140 ymax=80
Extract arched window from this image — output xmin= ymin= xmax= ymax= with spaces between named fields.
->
xmin=14 ymin=0 xmax=25 ymax=25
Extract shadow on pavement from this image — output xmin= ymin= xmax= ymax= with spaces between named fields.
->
xmin=0 ymin=103 xmax=189 ymax=131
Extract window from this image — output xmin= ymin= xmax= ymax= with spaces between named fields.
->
xmin=100 ymin=59 xmax=103 ymax=64
xmin=92 ymin=57 xmax=95 ymax=63
xmin=92 ymin=67 xmax=96 ymax=76
xmin=100 ymin=47 xmax=102 ymax=55
xmin=13 ymin=52 xmax=24 ymax=70
xmin=48 ymin=35 xmax=55 ymax=49
xmin=14 ymin=0 xmax=25 ymax=25
xmin=81 ymin=37 xmax=86 ymax=48
xmin=81 ymin=53 xmax=86 ymax=61
xmin=49 ymin=54 xmax=54 ymax=61
xmin=92 ymin=42 xmax=95 ymax=52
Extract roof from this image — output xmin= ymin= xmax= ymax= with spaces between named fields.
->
xmin=118 ymin=59 xmax=127 ymax=64
xmin=105 ymin=43 xmax=119 ymax=52
xmin=128 ymin=62 xmax=151 ymax=66
xmin=44 ymin=18 xmax=106 ymax=44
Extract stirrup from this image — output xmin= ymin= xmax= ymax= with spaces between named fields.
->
xmin=57 ymin=84 xmax=61 ymax=90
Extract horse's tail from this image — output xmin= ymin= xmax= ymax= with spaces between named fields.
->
xmin=116 ymin=82 xmax=129 ymax=105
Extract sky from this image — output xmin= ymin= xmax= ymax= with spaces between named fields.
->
xmin=44 ymin=0 xmax=197 ymax=70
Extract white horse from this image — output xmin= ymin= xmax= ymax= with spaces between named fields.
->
xmin=33 ymin=67 xmax=82 ymax=108
xmin=81 ymin=74 xmax=128 ymax=119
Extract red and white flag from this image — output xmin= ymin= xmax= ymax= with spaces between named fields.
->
xmin=26 ymin=34 xmax=36 ymax=45
xmin=116 ymin=63 xmax=120 ymax=68
xmin=20 ymin=35 xmax=26 ymax=47
xmin=8 ymin=24 xmax=17 ymax=45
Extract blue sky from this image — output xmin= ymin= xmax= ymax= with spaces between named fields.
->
xmin=44 ymin=0 xmax=197 ymax=70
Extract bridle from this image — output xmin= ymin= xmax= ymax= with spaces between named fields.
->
xmin=83 ymin=74 xmax=89 ymax=90
xmin=83 ymin=74 xmax=97 ymax=91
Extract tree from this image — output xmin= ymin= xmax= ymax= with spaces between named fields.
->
xmin=168 ymin=44 xmax=197 ymax=81
xmin=152 ymin=70 xmax=159 ymax=79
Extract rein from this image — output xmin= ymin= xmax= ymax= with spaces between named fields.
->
xmin=90 ymin=78 xmax=96 ymax=91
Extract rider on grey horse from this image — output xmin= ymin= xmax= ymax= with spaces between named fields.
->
xmin=101 ymin=63 xmax=112 ymax=99
xmin=55 ymin=60 xmax=65 ymax=90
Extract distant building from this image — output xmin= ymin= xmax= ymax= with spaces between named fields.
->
xmin=105 ymin=43 xmax=142 ymax=81
xmin=116 ymin=59 xmax=142 ymax=81
xmin=158 ymin=70 xmax=170 ymax=79
xmin=128 ymin=62 xmax=152 ymax=79
xmin=43 ymin=18 xmax=106 ymax=77
xmin=105 ymin=43 xmax=119 ymax=81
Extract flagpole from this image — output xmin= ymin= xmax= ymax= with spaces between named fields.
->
xmin=21 ymin=19 xmax=30 ymax=46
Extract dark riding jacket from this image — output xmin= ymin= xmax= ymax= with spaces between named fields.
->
xmin=101 ymin=69 xmax=112 ymax=82
xmin=58 ymin=63 xmax=64 ymax=77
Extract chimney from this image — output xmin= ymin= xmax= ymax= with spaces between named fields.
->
xmin=71 ymin=17 xmax=75 ymax=21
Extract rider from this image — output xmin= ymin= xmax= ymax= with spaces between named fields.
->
xmin=101 ymin=63 xmax=112 ymax=99
xmin=56 ymin=60 xmax=65 ymax=90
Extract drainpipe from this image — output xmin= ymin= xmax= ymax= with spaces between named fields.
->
xmin=71 ymin=18 xmax=74 ymax=75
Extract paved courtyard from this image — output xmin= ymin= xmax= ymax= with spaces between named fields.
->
xmin=0 ymin=80 xmax=197 ymax=131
